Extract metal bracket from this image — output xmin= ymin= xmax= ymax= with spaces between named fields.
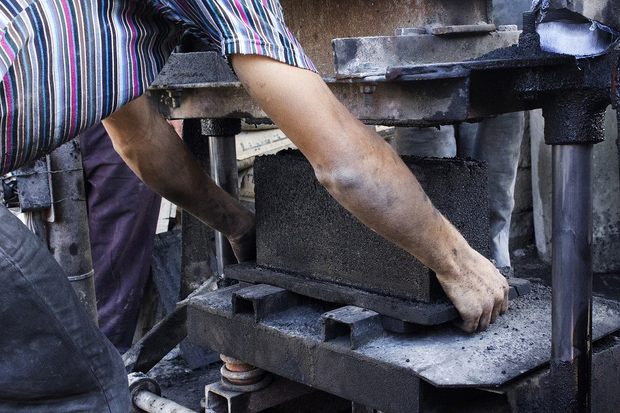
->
xmin=232 ymin=284 xmax=301 ymax=323
xmin=322 ymin=306 xmax=383 ymax=350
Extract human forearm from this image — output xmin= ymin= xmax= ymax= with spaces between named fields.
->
xmin=101 ymin=96 xmax=255 ymax=261
xmin=321 ymin=145 xmax=508 ymax=331
xmin=231 ymin=55 xmax=508 ymax=331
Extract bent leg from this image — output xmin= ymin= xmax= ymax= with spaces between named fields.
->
xmin=230 ymin=54 xmax=509 ymax=332
xmin=101 ymin=97 xmax=255 ymax=262
xmin=0 ymin=205 xmax=130 ymax=412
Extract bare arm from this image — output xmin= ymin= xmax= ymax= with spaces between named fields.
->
xmin=230 ymin=54 xmax=509 ymax=332
xmin=101 ymin=96 xmax=255 ymax=262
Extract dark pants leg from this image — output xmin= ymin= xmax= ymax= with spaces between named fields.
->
xmin=0 ymin=205 xmax=130 ymax=412
xmin=80 ymin=123 xmax=162 ymax=352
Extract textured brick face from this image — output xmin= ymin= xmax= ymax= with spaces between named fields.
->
xmin=254 ymin=150 xmax=489 ymax=303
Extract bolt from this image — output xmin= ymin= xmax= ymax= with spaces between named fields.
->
xmin=362 ymin=85 xmax=377 ymax=94
xmin=518 ymin=11 xmax=541 ymax=53
xmin=522 ymin=11 xmax=536 ymax=34
xmin=361 ymin=85 xmax=377 ymax=107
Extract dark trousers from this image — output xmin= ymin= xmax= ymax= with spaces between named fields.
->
xmin=0 ymin=204 xmax=130 ymax=412
xmin=80 ymin=123 xmax=162 ymax=352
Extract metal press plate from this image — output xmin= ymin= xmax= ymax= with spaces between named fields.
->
xmin=188 ymin=283 xmax=620 ymax=391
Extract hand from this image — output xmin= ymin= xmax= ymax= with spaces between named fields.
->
xmin=227 ymin=219 xmax=256 ymax=263
xmin=435 ymin=248 xmax=509 ymax=333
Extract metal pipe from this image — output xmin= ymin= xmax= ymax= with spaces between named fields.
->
xmin=204 ymin=119 xmax=241 ymax=277
xmin=47 ymin=139 xmax=98 ymax=324
xmin=543 ymin=87 xmax=607 ymax=412
xmin=180 ymin=119 xmax=215 ymax=299
xmin=551 ymin=144 xmax=593 ymax=413
xmin=133 ymin=390 xmax=198 ymax=413
xmin=129 ymin=372 xmax=198 ymax=413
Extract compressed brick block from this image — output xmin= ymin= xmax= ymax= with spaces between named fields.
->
xmin=254 ymin=150 xmax=489 ymax=303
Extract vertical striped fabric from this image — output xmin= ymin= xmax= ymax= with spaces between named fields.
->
xmin=0 ymin=0 xmax=315 ymax=175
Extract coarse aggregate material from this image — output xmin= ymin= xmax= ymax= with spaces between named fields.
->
xmin=254 ymin=150 xmax=490 ymax=303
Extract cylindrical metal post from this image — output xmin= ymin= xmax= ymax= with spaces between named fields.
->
xmin=202 ymin=119 xmax=241 ymax=277
xmin=47 ymin=139 xmax=98 ymax=324
xmin=128 ymin=372 xmax=198 ymax=413
xmin=551 ymin=144 xmax=593 ymax=413
xmin=180 ymin=119 xmax=214 ymax=300
xmin=133 ymin=390 xmax=198 ymax=413
xmin=543 ymin=89 xmax=608 ymax=412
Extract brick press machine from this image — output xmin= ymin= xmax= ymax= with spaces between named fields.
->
xmin=128 ymin=1 xmax=620 ymax=412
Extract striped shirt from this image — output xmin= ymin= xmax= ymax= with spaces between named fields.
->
xmin=0 ymin=0 xmax=315 ymax=175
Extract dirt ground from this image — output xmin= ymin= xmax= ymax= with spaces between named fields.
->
xmin=145 ymin=244 xmax=620 ymax=412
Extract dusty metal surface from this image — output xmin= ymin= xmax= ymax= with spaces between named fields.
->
xmin=535 ymin=0 xmax=620 ymax=32
xmin=226 ymin=264 xmax=458 ymax=326
xmin=189 ymin=284 xmax=422 ymax=413
xmin=204 ymin=119 xmax=241 ymax=278
xmin=13 ymin=158 xmax=52 ymax=212
xmin=45 ymin=140 xmax=97 ymax=324
xmin=149 ymin=46 xmax=613 ymax=127
xmin=333 ymin=27 xmax=520 ymax=79
xmin=187 ymin=283 xmax=620 ymax=412
xmin=180 ymin=119 xmax=214 ymax=300
xmin=148 ymin=60 xmax=474 ymax=127
xmin=279 ymin=0 xmax=494 ymax=75
xmin=502 ymin=332 xmax=620 ymax=413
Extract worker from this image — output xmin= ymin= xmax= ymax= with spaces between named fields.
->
xmin=0 ymin=1 xmax=508 ymax=410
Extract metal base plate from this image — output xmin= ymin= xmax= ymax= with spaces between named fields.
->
xmin=188 ymin=282 xmax=620 ymax=412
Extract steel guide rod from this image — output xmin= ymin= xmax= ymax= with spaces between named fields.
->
xmin=543 ymin=88 xmax=607 ymax=412
xmin=203 ymin=118 xmax=242 ymax=277
xmin=551 ymin=145 xmax=593 ymax=413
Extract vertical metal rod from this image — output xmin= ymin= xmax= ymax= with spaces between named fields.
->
xmin=47 ymin=139 xmax=98 ymax=324
xmin=180 ymin=119 xmax=214 ymax=300
xmin=209 ymin=135 xmax=239 ymax=276
xmin=551 ymin=144 xmax=593 ymax=413
xmin=204 ymin=119 xmax=241 ymax=277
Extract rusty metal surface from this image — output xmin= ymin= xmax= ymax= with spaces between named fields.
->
xmin=278 ymin=0 xmax=493 ymax=74
xmin=205 ymin=375 xmax=350 ymax=413
xmin=149 ymin=71 xmax=472 ymax=126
